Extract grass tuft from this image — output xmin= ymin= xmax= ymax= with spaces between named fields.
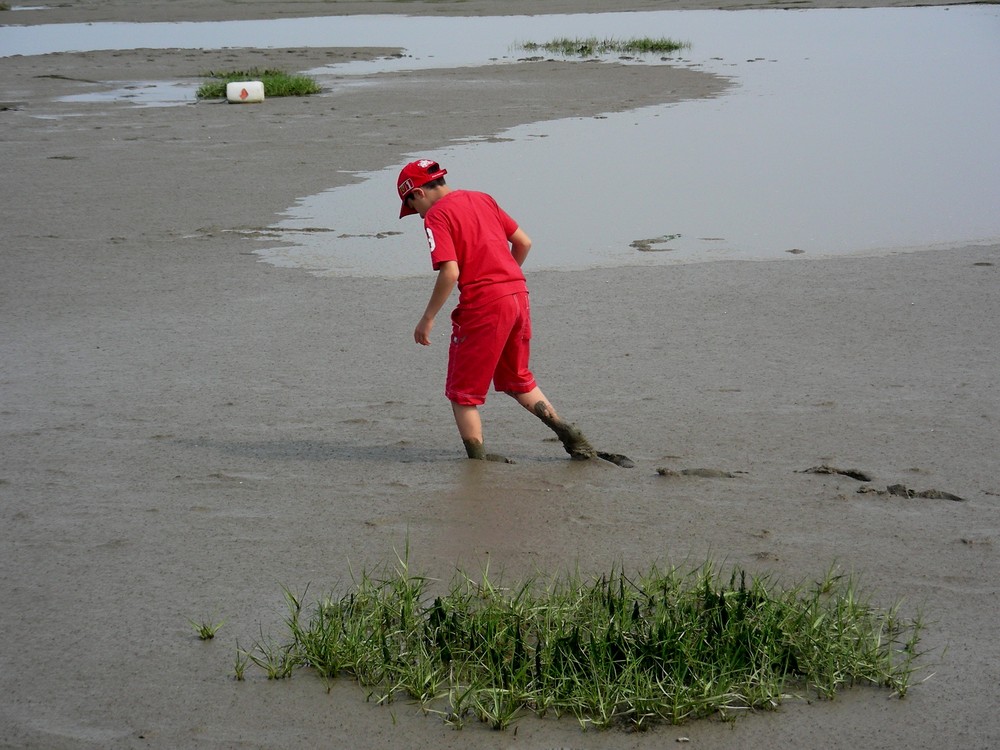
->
xmin=196 ymin=68 xmax=321 ymax=99
xmin=235 ymin=555 xmax=927 ymax=731
xmin=518 ymin=36 xmax=690 ymax=58
xmin=189 ymin=617 xmax=224 ymax=640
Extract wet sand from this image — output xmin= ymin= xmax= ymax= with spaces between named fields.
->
xmin=1 ymin=1 xmax=998 ymax=748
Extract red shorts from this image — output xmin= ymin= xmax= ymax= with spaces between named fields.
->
xmin=445 ymin=291 xmax=537 ymax=406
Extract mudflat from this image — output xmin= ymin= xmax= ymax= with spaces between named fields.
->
xmin=1 ymin=1 xmax=998 ymax=748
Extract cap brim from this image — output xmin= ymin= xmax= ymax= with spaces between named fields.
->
xmin=399 ymin=200 xmax=416 ymax=219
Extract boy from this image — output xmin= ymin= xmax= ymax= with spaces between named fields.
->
xmin=397 ymin=158 xmax=600 ymax=463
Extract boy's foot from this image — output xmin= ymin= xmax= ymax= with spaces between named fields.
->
xmin=596 ymin=451 xmax=636 ymax=469
xmin=463 ymin=439 xmax=516 ymax=464
xmin=554 ymin=423 xmax=597 ymax=461
xmin=529 ymin=402 xmax=596 ymax=460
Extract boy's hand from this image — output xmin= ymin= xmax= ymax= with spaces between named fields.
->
xmin=414 ymin=316 xmax=434 ymax=345
xmin=415 ymin=261 xmax=457 ymax=345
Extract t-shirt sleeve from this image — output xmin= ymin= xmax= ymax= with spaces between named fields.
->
xmin=425 ymin=213 xmax=456 ymax=270
xmin=496 ymin=203 xmax=519 ymax=239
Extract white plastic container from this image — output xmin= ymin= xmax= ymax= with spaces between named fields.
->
xmin=226 ymin=80 xmax=265 ymax=104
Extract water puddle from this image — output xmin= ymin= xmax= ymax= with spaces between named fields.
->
xmin=57 ymin=80 xmax=200 ymax=107
xmin=3 ymin=7 xmax=997 ymax=274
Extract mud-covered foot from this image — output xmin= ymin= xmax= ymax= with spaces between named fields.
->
xmin=463 ymin=439 xmax=516 ymax=464
xmin=529 ymin=402 xmax=597 ymax=461
xmin=555 ymin=423 xmax=597 ymax=461
xmin=597 ymin=451 xmax=635 ymax=468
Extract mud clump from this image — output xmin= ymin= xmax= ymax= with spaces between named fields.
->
xmin=630 ymin=233 xmax=681 ymax=252
xmin=800 ymin=465 xmax=873 ymax=482
xmin=657 ymin=467 xmax=738 ymax=478
xmin=857 ymin=484 xmax=966 ymax=502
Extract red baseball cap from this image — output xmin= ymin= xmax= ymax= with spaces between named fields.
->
xmin=397 ymin=159 xmax=447 ymax=218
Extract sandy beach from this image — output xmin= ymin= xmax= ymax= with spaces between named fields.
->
xmin=2 ymin=1 xmax=998 ymax=747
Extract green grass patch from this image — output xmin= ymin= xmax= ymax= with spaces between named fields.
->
xmin=189 ymin=616 xmax=225 ymax=640
xmin=196 ymin=68 xmax=321 ymax=99
xmin=236 ymin=554 xmax=926 ymax=731
xmin=519 ymin=36 xmax=690 ymax=58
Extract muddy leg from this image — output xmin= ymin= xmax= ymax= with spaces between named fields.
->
xmin=453 ymin=403 xmax=514 ymax=463
xmin=536 ymin=406 xmax=597 ymax=460
xmin=509 ymin=389 xmax=634 ymax=466
xmin=462 ymin=438 xmax=515 ymax=463
xmin=509 ymin=388 xmax=596 ymax=460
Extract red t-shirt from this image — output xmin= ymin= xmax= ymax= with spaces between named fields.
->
xmin=424 ymin=190 xmax=528 ymax=309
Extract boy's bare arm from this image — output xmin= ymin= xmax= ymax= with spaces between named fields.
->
xmin=509 ymin=228 xmax=532 ymax=266
xmin=414 ymin=261 xmax=459 ymax=345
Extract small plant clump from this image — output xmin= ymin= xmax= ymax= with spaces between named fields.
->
xmin=519 ymin=36 xmax=690 ymax=58
xmin=190 ymin=617 xmax=225 ymax=640
xmin=234 ymin=553 xmax=926 ymax=732
xmin=196 ymin=68 xmax=321 ymax=99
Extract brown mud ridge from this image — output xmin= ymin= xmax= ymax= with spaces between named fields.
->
xmin=656 ymin=467 xmax=740 ymax=478
xmin=630 ymin=234 xmax=681 ymax=252
xmin=653 ymin=464 xmax=968 ymax=503
xmin=799 ymin=464 xmax=966 ymax=501
xmin=799 ymin=464 xmax=873 ymax=481
xmin=858 ymin=484 xmax=967 ymax=502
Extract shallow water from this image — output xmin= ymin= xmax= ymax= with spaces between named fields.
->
xmin=263 ymin=7 xmax=1000 ymax=276
xmin=57 ymin=80 xmax=201 ymax=107
xmin=3 ymin=7 xmax=998 ymax=275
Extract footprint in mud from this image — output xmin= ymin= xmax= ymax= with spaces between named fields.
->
xmin=960 ymin=536 xmax=992 ymax=546
xmin=802 ymin=465 xmax=967 ymax=502
xmin=656 ymin=468 xmax=739 ymax=478
xmin=799 ymin=464 xmax=873 ymax=482
xmin=857 ymin=484 xmax=967 ymax=502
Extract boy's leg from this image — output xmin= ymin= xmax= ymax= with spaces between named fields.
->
xmin=508 ymin=387 xmax=596 ymax=460
xmin=452 ymin=402 xmax=483 ymax=455
xmin=446 ymin=299 xmax=518 ymax=462
xmin=452 ymin=402 xmax=513 ymax=462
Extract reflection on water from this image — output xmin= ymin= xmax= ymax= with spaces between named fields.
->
xmin=3 ymin=7 xmax=997 ymax=274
